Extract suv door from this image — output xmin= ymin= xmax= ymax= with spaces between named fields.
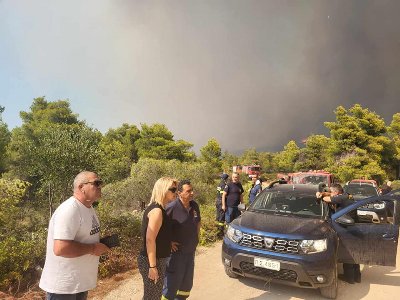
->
xmin=331 ymin=194 xmax=399 ymax=266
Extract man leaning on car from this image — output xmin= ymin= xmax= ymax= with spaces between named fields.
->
xmin=316 ymin=183 xmax=361 ymax=284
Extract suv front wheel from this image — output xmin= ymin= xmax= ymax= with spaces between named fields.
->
xmin=319 ymin=264 xmax=338 ymax=299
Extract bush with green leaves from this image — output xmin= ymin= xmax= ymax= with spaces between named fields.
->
xmin=96 ymin=203 xmax=142 ymax=277
xmin=102 ymin=158 xmax=216 ymax=214
xmin=0 ymin=179 xmax=47 ymax=293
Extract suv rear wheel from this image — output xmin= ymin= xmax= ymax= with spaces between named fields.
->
xmin=224 ymin=265 xmax=238 ymax=278
xmin=319 ymin=264 xmax=338 ymax=299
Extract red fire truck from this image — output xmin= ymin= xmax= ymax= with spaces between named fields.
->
xmin=289 ymin=170 xmax=335 ymax=187
xmin=232 ymin=165 xmax=261 ymax=178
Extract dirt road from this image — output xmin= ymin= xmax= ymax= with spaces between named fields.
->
xmin=93 ymin=240 xmax=400 ymax=300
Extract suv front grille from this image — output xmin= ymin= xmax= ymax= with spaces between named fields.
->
xmin=240 ymin=233 xmax=300 ymax=253
xmin=240 ymin=262 xmax=298 ymax=281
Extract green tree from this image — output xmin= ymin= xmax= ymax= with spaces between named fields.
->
xmin=273 ymin=140 xmax=300 ymax=172
xmin=0 ymin=179 xmax=46 ymax=292
xmin=387 ymin=112 xmax=400 ymax=178
xmin=240 ymin=148 xmax=259 ymax=165
xmin=295 ymin=135 xmax=330 ymax=171
xmin=97 ymin=124 xmax=140 ymax=183
xmin=0 ymin=106 xmax=11 ymax=174
xmin=135 ymin=123 xmax=195 ymax=161
xmin=258 ymin=151 xmax=275 ymax=174
xmin=221 ymin=151 xmax=239 ymax=174
xmin=6 ymin=98 xmax=101 ymax=207
xmin=20 ymin=124 xmax=101 ymax=206
xmin=199 ymin=138 xmax=222 ymax=171
xmin=324 ymin=104 xmax=392 ymax=182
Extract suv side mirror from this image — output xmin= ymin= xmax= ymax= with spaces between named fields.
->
xmin=335 ymin=214 xmax=355 ymax=226
xmin=238 ymin=203 xmax=246 ymax=211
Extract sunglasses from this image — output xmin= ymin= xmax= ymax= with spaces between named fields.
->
xmin=168 ymin=187 xmax=177 ymax=193
xmin=83 ymin=180 xmax=103 ymax=187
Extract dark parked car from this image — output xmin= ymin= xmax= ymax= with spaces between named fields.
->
xmin=222 ymin=182 xmax=399 ymax=299
xmin=344 ymin=181 xmax=390 ymax=223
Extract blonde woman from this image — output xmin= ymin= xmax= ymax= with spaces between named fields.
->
xmin=137 ymin=177 xmax=177 ymax=300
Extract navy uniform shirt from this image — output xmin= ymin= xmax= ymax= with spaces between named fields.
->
xmin=331 ymin=193 xmax=356 ymax=218
xmin=217 ymin=180 xmax=227 ymax=201
xmin=166 ymin=198 xmax=201 ymax=254
xmin=224 ymin=182 xmax=244 ymax=207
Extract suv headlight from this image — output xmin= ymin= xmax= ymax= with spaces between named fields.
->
xmin=300 ymin=239 xmax=327 ymax=254
xmin=373 ymin=201 xmax=385 ymax=209
xmin=226 ymin=225 xmax=243 ymax=243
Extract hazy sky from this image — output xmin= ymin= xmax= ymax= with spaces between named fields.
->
xmin=1 ymin=0 xmax=400 ymax=153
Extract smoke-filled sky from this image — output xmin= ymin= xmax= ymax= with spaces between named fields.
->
xmin=1 ymin=0 xmax=400 ymax=153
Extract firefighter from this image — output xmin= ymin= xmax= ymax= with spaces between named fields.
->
xmin=216 ymin=173 xmax=229 ymax=237
xmin=162 ymin=180 xmax=201 ymax=300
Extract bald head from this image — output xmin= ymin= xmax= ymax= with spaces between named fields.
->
xmin=73 ymin=171 xmax=102 ymax=207
xmin=73 ymin=171 xmax=97 ymax=191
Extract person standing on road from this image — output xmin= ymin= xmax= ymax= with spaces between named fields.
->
xmin=216 ymin=173 xmax=229 ymax=237
xmin=162 ymin=180 xmax=201 ymax=300
xmin=222 ymin=172 xmax=244 ymax=223
xmin=39 ymin=171 xmax=110 ymax=300
xmin=316 ymin=183 xmax=361 ymax=284
xmin=248 ymin=176 xmax=262 ymax=204
xmin=138 ymin=177 xmax=178 ymax=300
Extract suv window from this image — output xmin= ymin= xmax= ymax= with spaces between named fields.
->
xmin=250 ymin=191 xmax=323 ymax=217
xmin=292 ymin=174 xmax=328 ymax=185
xmin=345 ymin=184 xmax=378 ymax=198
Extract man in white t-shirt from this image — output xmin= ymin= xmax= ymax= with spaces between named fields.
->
xmin=39 ymin=171 xmax=110 ymax=300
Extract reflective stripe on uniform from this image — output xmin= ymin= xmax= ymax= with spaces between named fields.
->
xmin=161 ymin=295 xmax=169 ymax=300
xmin=177 ymin=290 xmax=190 ymax=297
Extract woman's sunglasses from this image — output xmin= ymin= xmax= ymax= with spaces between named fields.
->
xmin=168 ymin=187 xmax=177 ymax=193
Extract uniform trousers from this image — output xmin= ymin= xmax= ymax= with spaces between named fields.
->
xmin=162 ymin=251 xmax=195 ymax=300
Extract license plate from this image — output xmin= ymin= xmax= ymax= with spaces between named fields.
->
xmin=254 ymin=257 xmax=280 ymax=271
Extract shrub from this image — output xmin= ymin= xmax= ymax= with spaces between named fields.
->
xmin=96 ymin=204 xmax=143 ymax=278
xmin=0 ymin=179 xmax=47 ymax=293
xmin=198 ymin=204 xmax=219 ymax=246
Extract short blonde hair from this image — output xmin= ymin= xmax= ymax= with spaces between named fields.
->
xmin=150 ymin=177 xmax=177 ymax=208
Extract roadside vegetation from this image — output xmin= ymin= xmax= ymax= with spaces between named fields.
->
xmin=0 ymin=99 xmax=400 ymax=297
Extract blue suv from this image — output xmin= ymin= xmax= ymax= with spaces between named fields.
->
xmin=222 ymin=182 xmax=399 ymax=299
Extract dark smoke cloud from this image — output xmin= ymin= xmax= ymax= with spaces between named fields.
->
xmin=115 ymin=0 xmax=400 ymax=153
xmin=1 ymin=1 xmax=399 ymax=153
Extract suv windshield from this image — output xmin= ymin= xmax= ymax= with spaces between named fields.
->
xmin=292 ymin=174 xmax=328 ymax=185
xmin=344 ymin=184 xmax=378 ymax=198
xmin=249 ymin=190 xmax=323 ymax=217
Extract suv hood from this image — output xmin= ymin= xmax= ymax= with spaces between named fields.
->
xmin=238 ymin=210 xmax=330 ymax=239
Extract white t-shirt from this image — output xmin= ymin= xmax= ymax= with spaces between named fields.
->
xmin=39 ymin=197 xmax=101 ymax=294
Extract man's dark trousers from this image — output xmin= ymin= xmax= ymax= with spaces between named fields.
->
xmin=162 ymin=251 xmax=195 ymax=299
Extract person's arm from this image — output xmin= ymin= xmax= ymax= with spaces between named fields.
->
xmin=197 ymin=221 xmax=201 ymax=236
xmin=146 ymin=207 xmax=163 ymax=283
xmin=197 ymin=204 xmax=201 ymax=236
xmin=221 ymin=191 xmax=227 ymax=211
xmin=240 ymin=184 xmax=244 ymax=204
xmin=53 ymin=240 xmax=109 ymax=257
